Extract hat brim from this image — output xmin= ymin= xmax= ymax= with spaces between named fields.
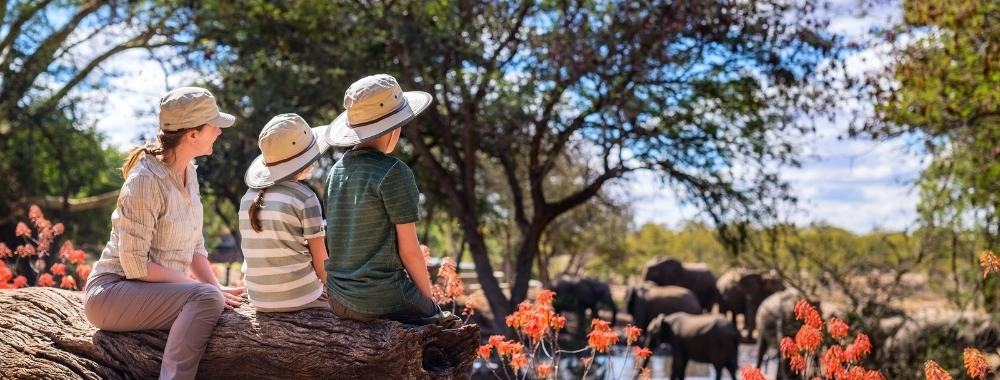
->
xmin=244 ymin=125 xmax=332 ymax=189
xmin=208 ymin=112 xmax=237 ymax=128
xmin=324 ymin=91 xmax=432 ymax=147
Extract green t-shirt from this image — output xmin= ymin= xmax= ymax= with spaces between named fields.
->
xmin=324 ymin=148 xmax=422 ymax=315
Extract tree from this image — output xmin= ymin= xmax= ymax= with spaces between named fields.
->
xmin=188 ymin=0 xmax=851 ymax=326
xmin=856 ymin=0 xmax=1000 ymax=310
xmin=0 ymin=0 xmax=194 ymax=253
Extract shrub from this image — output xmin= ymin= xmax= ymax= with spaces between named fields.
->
xmin=0 ymin=205 xmax=91 ymax=290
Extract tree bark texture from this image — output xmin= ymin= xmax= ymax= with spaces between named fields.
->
xmin=0 ymin=287 xmax=480 ymax=379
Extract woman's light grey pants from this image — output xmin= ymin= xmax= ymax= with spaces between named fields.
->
xmin=84 ymin=273 xmax=225 ymax=380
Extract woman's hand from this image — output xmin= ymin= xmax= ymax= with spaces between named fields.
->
xmin=219 ymin=285 xmax=246 ymax=309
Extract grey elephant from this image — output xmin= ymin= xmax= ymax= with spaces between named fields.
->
xmin=549 ymin=274 xmax=617 ymax=327
xmin=642 ymin=257 xmax=720 ymax=312
xmin=881 ymin=308 xmax=1000 ymax=378
xmin=642 ymin=312 xmax=740 ymax=380
xmin=626 ymin=282 xmax=702 ymax=334
xmin=755 ymin=288 xmax=818 ymax=380
xmin=717 ymin=268 xmax=786 ymax=341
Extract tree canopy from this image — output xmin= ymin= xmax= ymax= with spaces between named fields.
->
xmin=183 ymin=0 xmax=854 ymax=326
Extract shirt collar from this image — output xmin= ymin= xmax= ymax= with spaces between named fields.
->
xmin=142 ymin=154 xmax=196 ymax=181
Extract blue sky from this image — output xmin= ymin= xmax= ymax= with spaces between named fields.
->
xmin=84 ymin=1 xmax=915 ymax=235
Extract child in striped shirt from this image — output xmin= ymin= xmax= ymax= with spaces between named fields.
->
xmin=239 ymin=114 xmax=332 ymax=312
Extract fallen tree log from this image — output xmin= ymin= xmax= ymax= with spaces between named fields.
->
xmin=0 ymin=287 xmax=480 ymax=379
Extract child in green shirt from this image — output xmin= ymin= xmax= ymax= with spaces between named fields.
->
xmin=323 ymin=74 xmax=461 ymax=328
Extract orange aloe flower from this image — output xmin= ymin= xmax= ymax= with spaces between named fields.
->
xmin=536 ymin=289 xmax=555 ymax=306
xmin=60 ymin=275 xmax=77 ymax=290
xmin=795 ymin=325 xmax=823 ymax=353
xmin=794 ymin=299 xmax=823 ymax=329
xmin=15 ymin=222 xmax=31 ymax=238
xmin=38 ymin=273 xmax=55 ymax=287
xmin=925 ymin=360 xmax=953 ymax=380
xmin=50 ymin=263 xmax=66 ymax=276
xmin=964 ymin=348 xmax=992 ymax=379
xmin=551 ymin=315 xmax=566 ymax=331
xmin=789 ymin=353 xmax=806 ymax=374
xmin=0 ymin=243 xmax=11 ymax=259
xmin=52 ymin=223 xmax=65 ymax=236
xmin=477 ymin=345 xmax=491 ymax=359
xmin=28 ymin=205 xmax=43 ymax=220
xmin=821 ymin=345 xmax=844 ymax=378
xmin=640 ymin=367 xmax=651 ymax=380
xmin=69 ymin=250 xmax=87 ymax=265
xmin=741 ymin=365 xmax=767 ymax=380
xmin=828 ymin=317 xmax=849 ymax=339
xmin=980 ymin=250 xmax=1000 ymax=278
xmin=779 ymin=336 xmax=797 ymax=358
xmin=535 ymin=362 xmax=553 ymax=378
xmin=510 ymin=353 xmax=528 ymax=371
xmin=76 ymin=264 xmax=92 ymax=280
xmin=587 ymin=319 xmax=618 ymax=352
xmin=624 ymin=324 xmax=642 ymax=345
xmin=843 ymin=333 xmax=872 ymax=363
xmin=634 ymin=346 xmax=652 ymax=360
xmin=13 ymin=276 xmax=27 ymax=288
xmin=488 ymin=335 xmax=504 ymax=347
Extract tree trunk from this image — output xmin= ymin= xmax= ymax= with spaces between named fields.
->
xmin=0 ymin=287 xmax=480 ymax=379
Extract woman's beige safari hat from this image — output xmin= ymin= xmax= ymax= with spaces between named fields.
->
xmin=245 ymin=113 xmax=331 ymax=189
xmin=325 ymin=74 xmax=433 ymax=147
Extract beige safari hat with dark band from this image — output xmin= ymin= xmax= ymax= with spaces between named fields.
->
xmin=324 ymin=74 xmax=433 ymax=147
xmin=158 ymin=87 xmax=235 ymax=131
xmin=245 ymin=113 xmax=331 ymax=189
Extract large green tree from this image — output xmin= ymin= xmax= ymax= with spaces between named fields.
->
xmin=0 ymin=0 xmax=193 ymax=246
xmin=189 ymin=0 xmax=851 ymax=324
xmin=857 ymin=0 xmax=1000 ymax=310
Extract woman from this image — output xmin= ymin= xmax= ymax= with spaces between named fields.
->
xmin=84 ymin=87 xmax=245 ymax=380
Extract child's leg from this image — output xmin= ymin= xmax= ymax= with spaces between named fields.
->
xmin=382 ymin=295 xmax=462 ymax=328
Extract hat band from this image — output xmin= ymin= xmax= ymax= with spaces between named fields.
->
xmin=263 ymin=137 xmax=317 ymax=167
xmin=347 ymin=98 xmax=410 ymax=129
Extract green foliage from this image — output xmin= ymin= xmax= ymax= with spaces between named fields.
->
xmin=860 ymin=0 xmax=1000 ymax=311
xmin=186 ymin=0 xmax=853 ymax=324
xmin=0 ymin=0 xmax=194 ymax=248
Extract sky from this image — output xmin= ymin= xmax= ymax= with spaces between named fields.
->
xmin=82 ymin=1 xmax=916 ymax=235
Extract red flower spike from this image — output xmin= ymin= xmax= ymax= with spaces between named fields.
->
xmin=964 ymin=348 xmax=992 ymax=379
xmin=741 ymin=365 xmax=767 ymax=380
xmin=925 ymin=360 xmax=953 ymax=380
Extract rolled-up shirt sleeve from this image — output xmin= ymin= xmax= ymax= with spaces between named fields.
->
xmin=115 ymin=175 xmax=162 ymax=279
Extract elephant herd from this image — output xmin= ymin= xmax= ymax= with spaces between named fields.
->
xmin=549 ymin=256 xmax=1000 ymax=380
xmin=551 ymin=257 xmax=788 ymax=380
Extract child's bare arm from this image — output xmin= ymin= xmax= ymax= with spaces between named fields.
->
xmin=307 ymin=236 xmax=328 ymax=283
xmin=395 ymin=222 xmax=433 ymax=298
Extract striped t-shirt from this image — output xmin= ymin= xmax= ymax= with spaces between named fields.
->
xmin=239 ymin=181 xmax=325 ymax=311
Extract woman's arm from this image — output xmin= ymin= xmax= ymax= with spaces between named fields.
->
xmin=395 ymin=222 xmax=433 ymax=298
xmin=137 ymin=261 xmax=198 ymax=283
xmin=307 ymin=236 xmax=328 ymax=283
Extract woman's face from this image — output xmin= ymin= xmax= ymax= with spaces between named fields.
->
xmin=189 ymin=124 xmax=222 ymax=157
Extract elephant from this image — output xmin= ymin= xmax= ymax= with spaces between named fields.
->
xmin=881 ymin=308 xmax=1000 ymax=378
xmin=642 ymin=257 xmax=721 ymax=313
xmin=716 ymin=268 xmax=786 ymax=341
xmin=626 ymin=282 xmax=702 ymax=335
xmin=755 ymin=288 xmax=820 ymax=380
xmin=642 ymin=312 xmax=740 ymax=380
xmin=549 ymin=274 xmax=617 ymax=327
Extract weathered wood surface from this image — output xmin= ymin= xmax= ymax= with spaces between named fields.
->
xmin=0 ymin=287 xmax=480 ymax=379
